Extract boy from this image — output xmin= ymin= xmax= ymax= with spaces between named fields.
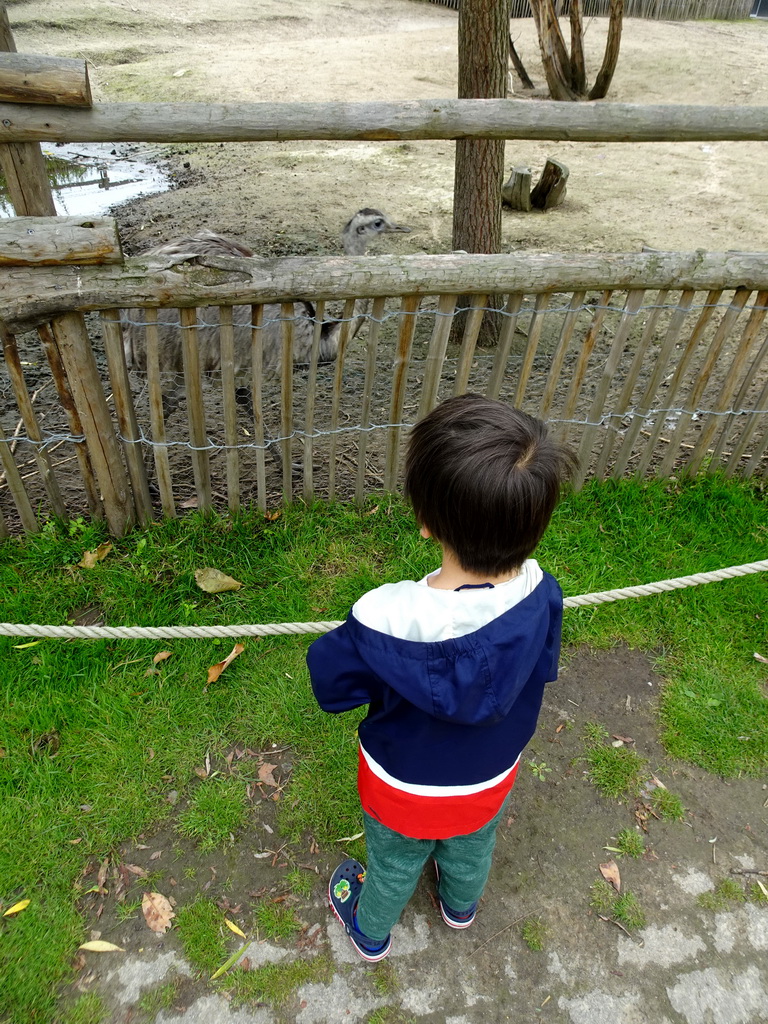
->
xmin=306 ymin=394 xmax=577 ymax=961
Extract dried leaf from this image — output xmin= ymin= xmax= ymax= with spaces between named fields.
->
xmin=194 ymin=766 xmax=209 ymax=779
xmin=335 ymin=832 xmax=364 ymax=843
xmin=599 ymin=860 xmax=621 ymax=892
xmin=180 ymin=495 xmax=199 ymax=509
xmin=225 ymin=918 xmax=247 ymax=938
xmin=258 ymin=763 xmax=279 ymax=788
xmin=78 ymin=940 xmax=126 ymax=952
xmin=754 ymin=652 xmax=768 ymax=665
xmin=612 ymin=735 xmax=635 ymax=744
xmin=153 ymin=651 xmax=173 ymax=665
xmin=149 ymin=851 xmax=163 ymax=861
xmin=124 ymin=864 xmax=148 ymax=877
xmin=78 ymin=542 xmax=113 ymax=569
xmin=194 ymin=568 xmax=242 ymax=594
xmin=142 ymin=891 xmax=175 ymax=933
xmin=3 ymin=899 xmax=30 ymax=917
xmin=264 ymin=510 xmax=281 ymax=522
xmin=206 ymin=643 xmax=245 ymax=686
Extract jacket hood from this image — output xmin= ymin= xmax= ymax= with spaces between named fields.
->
xmin=342 ymin=574 xmax=562 ymax=726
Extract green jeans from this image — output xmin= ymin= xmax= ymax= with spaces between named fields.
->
xmin=355 ymin=802 xmax=508 ymax=942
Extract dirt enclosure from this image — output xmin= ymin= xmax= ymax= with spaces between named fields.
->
xmin=2 ymin=2 xmax=768 ymax=520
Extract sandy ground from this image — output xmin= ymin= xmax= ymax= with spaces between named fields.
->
xmin=7 ymin=0 xmax=768 ymax=258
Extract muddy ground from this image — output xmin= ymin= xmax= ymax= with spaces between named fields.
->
xmin=64 ymin=646 xmax=768 ymax=1023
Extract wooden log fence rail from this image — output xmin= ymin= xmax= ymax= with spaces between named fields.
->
xmin=2 ymin=253 xmax=768 ymax=534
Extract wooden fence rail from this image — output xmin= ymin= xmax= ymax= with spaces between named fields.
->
xmin=431 ymin=0 xmax=755 ymax=19
xmin=2 ymin=250 xmax=767 ymax=534
xmin=3 ymin=99 xmax=768 ymax=145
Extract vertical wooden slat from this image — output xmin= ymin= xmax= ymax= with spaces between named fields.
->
xmin=558 ymin=290 xmax=613 ymax=446
xmin=514 ymin=292 xmax=551 ymax=409
xmin=250 ymin=305 xmax=266 ymax=512
xmin=356 ymin=296 xmax=386 ymax=505
xmin=615 ymin=289 xmax=694 ymax=479
xmin=36 ymin=323 xmax=102 ymax=518
xmin=303 ymin=299 xmax=325 ymax=503
xmin=328 ymin=298 xmax=356 ymax=501
xmin=539 ymin=291 xmax=586 ymax=419
xmin=419 ymin=293 xmax=458 ymax=418
xmin=0 ymin=503 xmax=8 ymax=539
xmin=575 ymin=289 xmax=645 ymax=487
xmin=453 ymin=295 xmax=487 ymax=396
xmin=486 ymin=292 xmax=525 ymax=401
xmin=49 ymin=311 xmax=134 ymax=535
xmin=594 ymin=289 xmax=668 ymax=479
xmin=179 ymin=307 xmax=212 ymax=511
xmin=0 ymin=418 xmax=38 ymax=533
xmin=661 ymin=288 xmax=750 ymax=478
xmin=101 ymin=309 xmax=154 ymax=525
xmin=709 ymin=292 xmax=768 ymax=469
xmin=741 ymin=418 xmax=768 ymax=478
xmin=143 ymin=310 xmax=176 ymax=517
xmin=218 ymin=305 xmax=240 ymax=514
xmin=723 ymin=375 xmax=768 ymax=477
xmin=384 ymin=295 xmax=420 ymax=492
xmin=685 ymin=290 xmax=762 ymax=476
xmin=0 ymin=325 xmax=67 ymax=519
xmin=280 ymin=303 xmax=295 ymax=501
xmin=634 ymin=290 xmax=721 ymax=479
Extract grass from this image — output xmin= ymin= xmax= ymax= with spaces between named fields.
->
xmin=175 ymin=898 xmax=228 ymax=976
xmin=253 ymin=902 xmax=301 ymax=942
xmin=608 ymin=829 xmax=646 ymax=859
xmin=226 ymin=956 xmax=333 ymax=1007
xmin=583 ymin=741 xmax=649 ymax=799
xmin=176 ymin=777 xmax=249 ymax=851
xmin=697 ymin=877 xmax=748 ymax=911
xmin=0 ymin=477 xmax=766 ymax=1021
xmin=589 ymin=880 xmax=646 ymax=931
xmin=521 ymin=917 xmax=547 ymax=951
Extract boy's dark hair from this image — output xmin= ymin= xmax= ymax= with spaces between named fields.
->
xmin=404 ymin=394 xmax=578 ymax=575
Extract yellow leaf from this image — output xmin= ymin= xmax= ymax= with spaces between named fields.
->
xmin=225 ymin=918 xmax=247 ymax=939
xmin=78 ymin=542 xmax=113 ymax=569
xmin=3 ymin=899 xmax=30 ymax=916
xmin=12 ymin=641 xmax=41 ymax=649
xmin=194 ymin=568 xmax=242 ymax=594
xmin=78 ymin=940 xmax=126 ymax=952
xmin=206 ymin=643 xmax=245 ymax=686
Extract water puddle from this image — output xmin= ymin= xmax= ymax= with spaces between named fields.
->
xmin=0 ymin=142 xmax=171 ymax=218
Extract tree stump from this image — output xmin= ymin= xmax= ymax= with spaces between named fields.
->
xmin=530 ymin=158 xmax=569 ymax=210
xmin=501 ymin=166 xmax=532 ymax=211
xmin=502 ymin=159 xmax=569 ymax=212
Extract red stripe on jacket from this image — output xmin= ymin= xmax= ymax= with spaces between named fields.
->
xmin=357 ymin=746 xmax=520 ymax=840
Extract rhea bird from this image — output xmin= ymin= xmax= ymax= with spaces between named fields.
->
xmin=121 ymin=208 xmax=411 ymax=376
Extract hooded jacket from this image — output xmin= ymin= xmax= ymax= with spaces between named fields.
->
xmin=307 ymin=560 xmax=563 ymax=839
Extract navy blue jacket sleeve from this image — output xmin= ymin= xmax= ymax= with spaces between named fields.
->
xmin=306 ymin=615 xmax=376 ymax=713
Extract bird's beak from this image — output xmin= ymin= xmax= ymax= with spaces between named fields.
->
xmin=387 ymin=222 xmax=411 ymax=233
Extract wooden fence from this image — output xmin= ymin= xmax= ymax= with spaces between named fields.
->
xmin=1 ymin=40 xmax=768 ymax=536
xmin=430 ymin=0 xmax=755 ymax=19
xmin=2 ymin=230 xmax=768 ymax=536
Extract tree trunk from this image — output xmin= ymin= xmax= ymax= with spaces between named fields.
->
xmin=529 ymin=0 xmax=579 ymax=102
xmin=589 ymin=0 xmax=624 ymax=100
xmin=569 ymin=1 xmax=587 ymax=96
xmin=453 ymin=0 xmax=509 ymax=346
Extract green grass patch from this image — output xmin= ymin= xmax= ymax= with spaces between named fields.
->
xmin=0 ymin=477 xmax=766 ymax=1021
xmin=136 ymin=977 xmax=183 ymax=1019
xmin=583 ymin=738 xmax=649 ymax=799
xmin=176 ymin=777 xmax=249 ymax=851
xmin=521 ymin=917 xmax=547 ymax=951
xmin=589 ymin=880 xmax=646 ymax=931
xmin=58 ymin=994 xmax=108 ymax=1024
xmin=175 ymin=898 xmax=229 ymax=976
xmin=253 ymin=902 xmax=301 ymax=942
xmin=225 ymin=956 xmax=333 ymax=1007
xmin=608 ymin=829 xmax=646 ymax=859
xmin=651 ymin=787 xmax=686 ymax=821
xmin=367 ymin=960 xmax=399 ymax=995
xmin=697 ymin=877 xmax=748 ymax=911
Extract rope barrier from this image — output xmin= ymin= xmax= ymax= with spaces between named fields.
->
xmin=0 ymin=559 xmax=765 ymax=641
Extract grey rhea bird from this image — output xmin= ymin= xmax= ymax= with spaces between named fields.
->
xmin=121 ymin=208 xmax=411 ymax=375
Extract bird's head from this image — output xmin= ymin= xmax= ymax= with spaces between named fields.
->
xmin=342 ymin=208 xmax=411 ymax=255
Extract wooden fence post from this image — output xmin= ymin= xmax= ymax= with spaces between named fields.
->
xmin=0 ymin=7 xmax=134 ymax=535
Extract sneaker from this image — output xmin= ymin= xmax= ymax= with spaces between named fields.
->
xmin=328 ymin=859 xmax=392 ymax=962
xmin=433 ymin=859 xmax=478 ymax=930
